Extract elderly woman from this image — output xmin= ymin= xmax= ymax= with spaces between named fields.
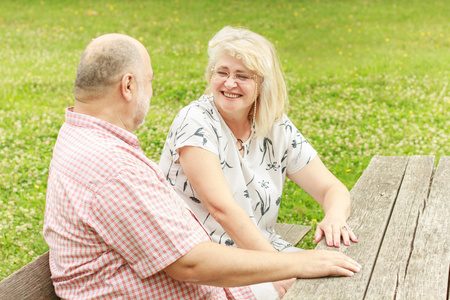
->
xmin=159 ymin=26 xmax=358 ymax=298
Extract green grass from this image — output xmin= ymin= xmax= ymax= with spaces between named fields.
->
xmin=1 ymin=0 xmax=449 ymax=279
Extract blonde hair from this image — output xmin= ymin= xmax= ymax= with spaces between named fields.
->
xmin=205 ymin=26 xmax=288 ymax=137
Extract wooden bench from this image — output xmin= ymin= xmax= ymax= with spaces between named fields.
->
xmin=0 ymin=251 xmax=59 ymax=300
xmin=284 ymin=155 xmax=450 ymax=299
xmin=0 ymin=223 xmax=310 ymax=299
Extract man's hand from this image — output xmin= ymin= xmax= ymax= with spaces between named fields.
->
xmin=297 ymin=249 xmax=361 ymax=278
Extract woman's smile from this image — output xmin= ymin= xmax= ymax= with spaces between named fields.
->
xmin=211 ymin=53 xmax=258 ymax=120
xmin=222 ymin=91 xmax=242 ymax=99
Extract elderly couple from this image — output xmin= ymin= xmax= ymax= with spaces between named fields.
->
xmin=44 ymin=27 xmax=360 ymax=299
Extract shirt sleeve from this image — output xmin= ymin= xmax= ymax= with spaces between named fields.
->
xmin=281 ymin=115 xmax=318 ymax=175
xmin=167 ymin=100 xmax=221 ymax=163
xmin=89 ymin=164 xmax=210 ymax=279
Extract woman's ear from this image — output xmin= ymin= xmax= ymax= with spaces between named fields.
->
xmin=120 ymin=73 xmax=134 ymax=102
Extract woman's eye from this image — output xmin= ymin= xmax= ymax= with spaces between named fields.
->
xmin=237 ymin=74 xmax=251 ymax=80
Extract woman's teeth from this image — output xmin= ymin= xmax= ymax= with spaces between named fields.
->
xmin=223 ymin=92 xmax=240 ymax=98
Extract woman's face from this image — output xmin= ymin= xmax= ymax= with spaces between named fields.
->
xmin=210 ymin=53 xmax=258 ymax=122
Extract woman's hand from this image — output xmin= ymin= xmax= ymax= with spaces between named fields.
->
xmin=287 ymin=156 xmax=359 ymax=248
xmin=314 ymin=212 xmax=358 ymax=247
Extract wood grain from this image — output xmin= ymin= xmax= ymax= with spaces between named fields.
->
xmin=365 ymin=155 xmax=435 ymax=299
xmin=0 ymin=251 xmax=60 ymax=300
xmin=274 ymin=223 xmax=311 ymax=247
xmin=284 ymin=156 xmax=410 ymax=300
xmin=398 ymin=156 xmax=450 ymax=299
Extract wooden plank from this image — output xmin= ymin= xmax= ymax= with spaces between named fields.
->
xmin=274 ymin=223 xmax=310 ymax=247
xmin=364 ymin=155 xmax=435 ymax=299
xmin=284 ymin=156 xmax=409 ymax=300
xmin=398 ymin=156 xmax=450 ymax=299
xmin=0 ymin=251 xmax=60 ymax=300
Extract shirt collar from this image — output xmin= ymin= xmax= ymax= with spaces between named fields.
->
xmin=65 ymin=107 xmax=140 ymax=149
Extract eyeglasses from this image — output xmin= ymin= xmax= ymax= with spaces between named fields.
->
xmin=211 ymin=68 xmax=259 ymax=84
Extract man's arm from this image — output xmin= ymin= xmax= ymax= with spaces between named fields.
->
xmin=163 ymin=241 xmax=361 ymax=287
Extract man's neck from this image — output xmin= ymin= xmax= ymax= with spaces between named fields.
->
xmin=73 ymin=99 xmax=132 ymax=132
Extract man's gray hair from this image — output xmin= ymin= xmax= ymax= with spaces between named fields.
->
xmin=74 ymin=35 xmax=143 ymax=100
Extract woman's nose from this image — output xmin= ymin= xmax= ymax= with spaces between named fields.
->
xmin=224 ymin=76 xmax=237 ymax=89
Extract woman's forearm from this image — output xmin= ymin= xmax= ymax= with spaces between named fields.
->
xmin=288 ymin=156 xmax=351 ymax=218
xmin=321 ymin=181 xmax=351 ymax=218
xmin=210 ymin=201 xmax=277 ymax=252
xmin=179 ymin=146 xmax=276 ymax=252
xmin=288 ymin=156 xmax=357 ymax=247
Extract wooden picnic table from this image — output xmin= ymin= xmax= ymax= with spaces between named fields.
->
xmin=284 ymin=155 xmax=450 ymax=300
xmin=2 ymin=155 xmax=448 ymax=299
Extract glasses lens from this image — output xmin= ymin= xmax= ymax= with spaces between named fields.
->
xmin=235 ymin=74 xmax=252 ymax=83
xmin=216 ymin=71 xmax=229 ymax=78
xmin=212 ymin=69 xmax=255 ymax=83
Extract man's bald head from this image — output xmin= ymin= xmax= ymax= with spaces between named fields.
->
xmin=74 ymin=33 xmax=145 ymax=101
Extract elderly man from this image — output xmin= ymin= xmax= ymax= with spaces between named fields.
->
xmin=44 ymin=33 xmax=360 ymax=299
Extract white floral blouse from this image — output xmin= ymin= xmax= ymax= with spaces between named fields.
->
xmin=159 ymin=95 xmax=317 ymax=251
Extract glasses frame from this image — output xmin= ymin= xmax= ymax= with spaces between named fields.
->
xmin=210 ymin=67 xmax=260 ymax=84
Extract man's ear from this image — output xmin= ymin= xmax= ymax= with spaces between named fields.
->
xmin=120 ymin=73 xmax=134 ymax=102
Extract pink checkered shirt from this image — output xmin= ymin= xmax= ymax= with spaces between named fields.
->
xmin=44 ymin=107 xmax=255 ymax=299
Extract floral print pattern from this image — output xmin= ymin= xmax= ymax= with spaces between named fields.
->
xmin=159 ymin=95 xmax=317 ymax=251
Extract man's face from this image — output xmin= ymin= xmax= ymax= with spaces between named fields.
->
xmin=134 ymin=80 xmax=151 ymax=129
xmin=133 ymin=52 xmax=153 ymax=129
